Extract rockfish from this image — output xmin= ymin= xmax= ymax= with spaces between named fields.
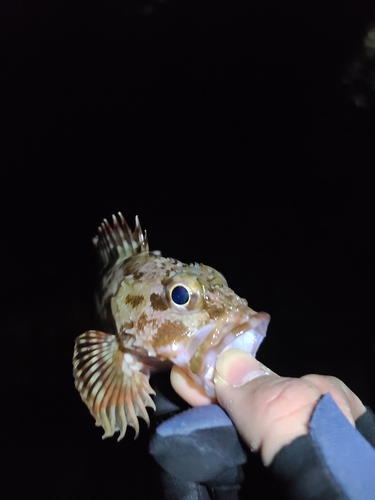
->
xmin=73 ymin=214 xmax=270 ymax=440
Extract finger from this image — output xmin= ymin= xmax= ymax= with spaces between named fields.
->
xmin=302 ymin=374 xmax=366 ymax=424
xmin=170 ymin=365 xmax=214 ymax=406
xmin=214 ymin=349 xmax=323 ymax=465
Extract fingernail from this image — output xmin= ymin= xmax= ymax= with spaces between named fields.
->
xmin=215 ymin=348 xmax=272 ymax=387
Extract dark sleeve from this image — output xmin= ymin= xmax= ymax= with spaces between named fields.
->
xmin=354 ymin=406 xmax=375 ymax=447
xmin=269 ymin=393 xmax=375 ymax=500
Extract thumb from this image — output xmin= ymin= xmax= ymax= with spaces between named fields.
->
xmin=214 ymin=349 xmax=321 ymax=465
xmin=215 ymin=348 xmax=274 ymax=388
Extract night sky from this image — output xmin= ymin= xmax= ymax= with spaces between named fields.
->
xmin=2 ymin=0 xmax=375 ymax=498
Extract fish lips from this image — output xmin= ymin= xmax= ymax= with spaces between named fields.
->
xmin=187 ymin=310 xmax=270 ymax=398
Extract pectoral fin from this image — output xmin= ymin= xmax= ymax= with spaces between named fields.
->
xmin=73 ymin=330 xmax=156 ymax=441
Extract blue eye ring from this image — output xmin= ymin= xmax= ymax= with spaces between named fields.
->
xmin=170 ymin=285 xmax=190 ymax=306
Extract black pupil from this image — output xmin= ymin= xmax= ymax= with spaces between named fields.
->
xmin=171 ymin=285 xmax=190 ymax=305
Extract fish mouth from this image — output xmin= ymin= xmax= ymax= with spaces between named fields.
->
xmin=187 ymin=309 xmax=270 ymax=398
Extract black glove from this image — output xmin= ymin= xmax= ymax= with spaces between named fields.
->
xmin=149 ymin=373 xmax=246 ymax=500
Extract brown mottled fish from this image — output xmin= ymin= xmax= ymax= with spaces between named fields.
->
xmin=73 ymin=214 xmax=270 ymax=441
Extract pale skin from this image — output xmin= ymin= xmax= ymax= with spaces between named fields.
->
xmin=170 ymin=348 xmax=366 ymax=466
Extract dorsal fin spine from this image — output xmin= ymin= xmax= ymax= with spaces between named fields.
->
xmin=93 ymin=213 xmax=149 ymax=268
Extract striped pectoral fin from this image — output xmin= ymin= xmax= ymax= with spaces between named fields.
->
xmin=73 ymin=330 xmax=156 ymax=441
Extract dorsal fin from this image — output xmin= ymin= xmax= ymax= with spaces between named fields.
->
xmin=93 ymin=213 xmax=149 ymax=268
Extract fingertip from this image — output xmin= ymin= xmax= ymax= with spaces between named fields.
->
xmin=214 ymin=348 xmax=272 ymax=388
xmin=170 ymin=365 xmax=214 ymax=407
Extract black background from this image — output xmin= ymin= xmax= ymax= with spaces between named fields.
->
xmin=2 ymin=0 xmax=375 ymax=498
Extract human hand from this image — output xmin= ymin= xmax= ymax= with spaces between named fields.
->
xmin=171 ymin=349 xmax=366 ymax=466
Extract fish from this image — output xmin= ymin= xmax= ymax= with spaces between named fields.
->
xmin=73 ymin=213 xmax=270 ymax=441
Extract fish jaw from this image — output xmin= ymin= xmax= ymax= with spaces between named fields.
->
xmin=161 ymin=309 xmax=270 ymax=399
xmin=199 ymin=313 xmax=269 ymax=397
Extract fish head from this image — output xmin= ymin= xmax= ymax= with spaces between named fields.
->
xmin=147 ymin=261 xmax=270 ymax=399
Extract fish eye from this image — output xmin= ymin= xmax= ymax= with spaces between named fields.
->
xmin=170 ymin=285 xmax=190 ymax=306
xmin=166 ymin=274 xmax=203 ymax=312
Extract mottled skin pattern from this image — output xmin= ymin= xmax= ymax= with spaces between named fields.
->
xmin=109 ymin=254 xmax=246 ymax=355
xmin=73 ymin=214 xmax=269 ymax=441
